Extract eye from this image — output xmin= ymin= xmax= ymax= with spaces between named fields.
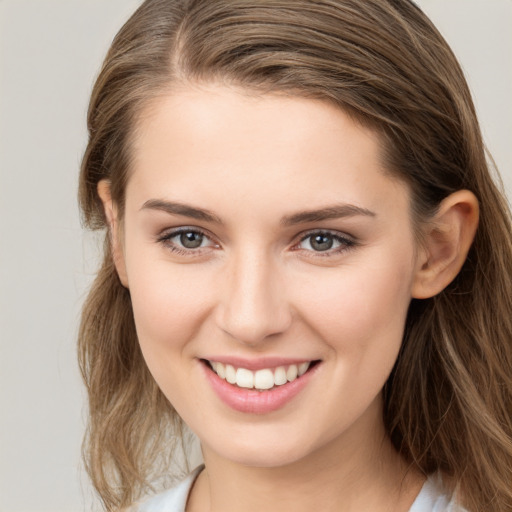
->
xmin=157 ymin=227 xmax=217 ymax=254
xmin=177 ymin=230 xmax=207 ymax=249
xmin=297 ymin=231 xmax=355 ymax=253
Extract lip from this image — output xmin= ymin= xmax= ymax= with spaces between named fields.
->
xmin=200 ymin=358 xmax=320 ymax=414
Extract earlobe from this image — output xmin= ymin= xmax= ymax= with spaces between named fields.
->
xmin=412 ymin=190 xmax=479 ymax=299
xmin=97 ymin=180 xmax=129 ymax=287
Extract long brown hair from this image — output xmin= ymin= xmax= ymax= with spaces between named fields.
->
xmin=78 ymin=1 xmax=512 ymax=510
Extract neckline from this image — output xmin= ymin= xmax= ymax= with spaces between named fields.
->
xmin=140 ymin=466 xmax=453 ymax=512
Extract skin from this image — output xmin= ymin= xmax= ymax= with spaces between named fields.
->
xmin=99 ymin=84 xmax=478 ymax=512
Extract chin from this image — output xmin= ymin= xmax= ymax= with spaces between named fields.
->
xmin=201 ymin=427 xmax=320 ymax=469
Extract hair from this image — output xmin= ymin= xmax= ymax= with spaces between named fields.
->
xmin=78 ymin=1 xmax=512 ymax=510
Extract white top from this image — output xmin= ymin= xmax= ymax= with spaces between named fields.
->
xmin=135 ymin=466 xmax=466 ymax=512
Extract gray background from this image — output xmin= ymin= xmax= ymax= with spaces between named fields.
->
xmin=0 ymin=1 xmax=511 ymax=511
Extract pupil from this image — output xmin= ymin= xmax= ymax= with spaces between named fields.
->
xmin=311 ymin=234 xmax=333 ymax=251
xmin=180 ymin=232 xmax=203 ymax=249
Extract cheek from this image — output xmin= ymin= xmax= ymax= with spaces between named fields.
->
xmin=294 ymin=253 xmax=415 ymax=433
xmin=125 ymin=246 xmax=216 ymax=356
xmin=297 ymin=250 xmax=415 ymax=359
xmin=125 ymin=256 xmax=217 ymax=411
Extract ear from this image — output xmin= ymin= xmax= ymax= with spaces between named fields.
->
xmin=412 ymin=190 xmax=479 ymax=299
xmin=97 ymin=180 xmax=129 ymax=287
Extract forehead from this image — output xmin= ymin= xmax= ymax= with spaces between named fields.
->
xmin=127 ymin=84 xmax=410 ymax=222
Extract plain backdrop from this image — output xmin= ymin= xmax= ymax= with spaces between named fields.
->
xmin=0 ymin=1 xmax=511 ymax=511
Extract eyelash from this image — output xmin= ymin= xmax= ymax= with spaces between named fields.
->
xmin=295 ymin=230 xmax=357 ymax=256
xmin=156 ymin=227 xmax=216 ymax=256
xmin=156 ymin=227 xmax=357 ymax=257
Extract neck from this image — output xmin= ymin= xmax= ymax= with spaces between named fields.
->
xmin=187 ymin=401 xmax=425 ymax=512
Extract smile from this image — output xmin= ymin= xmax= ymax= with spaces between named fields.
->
xmin=208 ymin=361 xmax=311 ymax=391
xmin=201 ymin=358 xmax=321 ymax=414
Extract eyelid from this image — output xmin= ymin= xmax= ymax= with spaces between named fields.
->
xmin=156 ymin=225 xmax=209 ymax=240
xmin=297 ymin=228 xmax=355 ymax=240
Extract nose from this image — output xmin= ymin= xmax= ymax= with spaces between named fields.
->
xmin=215 ymin=248 xmax=292 ymax=346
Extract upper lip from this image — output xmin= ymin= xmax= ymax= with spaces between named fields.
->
xmin=201 ymin=356 xmax=318 ymax=371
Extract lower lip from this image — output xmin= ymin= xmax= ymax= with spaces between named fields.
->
xmin=202 ymin=362 xmax=319 ymax=414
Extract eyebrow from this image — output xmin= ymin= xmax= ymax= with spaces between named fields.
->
xmin=141 ymin=199 xmax=376 ymax=225
xmin=141 ymin=199 xmax=223 ymax=224
xmin=281 ymin=204 xmax=376 ymax=226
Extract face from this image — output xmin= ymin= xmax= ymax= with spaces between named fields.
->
xmin=116 ymin=84 xmax=422 ymax=468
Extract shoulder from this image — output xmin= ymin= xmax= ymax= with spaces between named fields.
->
xmin=130 ymin=465 xmax=204 ymax=512
xmin=409 ymin=473 xmax=468 ymax=512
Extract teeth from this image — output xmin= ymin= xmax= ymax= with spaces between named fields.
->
xmin=216 ymin=362 xmax=226 ymax=379
xmin=254 ymin=369 xmax=274 ymax=390
xmin=236 ymin=368 xmax=254 ymax=389
xmin=274 ymin=366 xmax=287 ymax=386
xmin=298 ymin=362 xmax=309 ymax=376
xmin=209 ymin=361 xmax=311 ymax=390
xmin=286 ymin=364 xmax=298 ymax=382
xmin=225 ymin=364 xmax=236 ymax=384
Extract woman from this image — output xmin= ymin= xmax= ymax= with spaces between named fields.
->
xmin=78 ymin=1 xmax=512 ymax=511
